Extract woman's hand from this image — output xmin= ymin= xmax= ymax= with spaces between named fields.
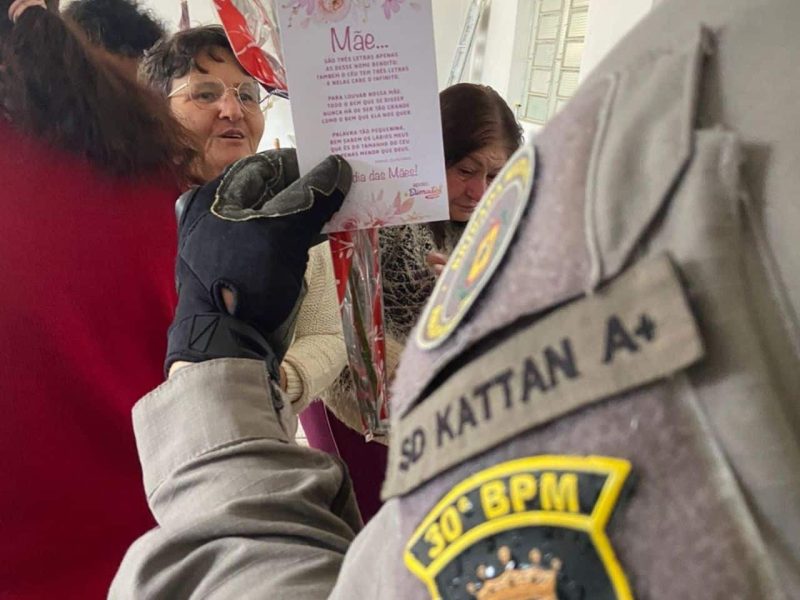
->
xmin=425 ymin=251 xmax=448 ymax=278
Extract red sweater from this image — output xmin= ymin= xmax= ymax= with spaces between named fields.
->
xmin=0 ymin=120 xmax=179 ymax=598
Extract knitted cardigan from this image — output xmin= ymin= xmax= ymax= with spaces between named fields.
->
xmin=282 ymin=242 xmax=348 ymax=410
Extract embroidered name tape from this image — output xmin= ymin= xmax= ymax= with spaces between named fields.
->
xmin=405 ymin=456 xmax=633 ymax=600
xmin=384 ymin=255 xmax=704 ymax=499
xmin=416 ymin=143 xmax=536 ymax=350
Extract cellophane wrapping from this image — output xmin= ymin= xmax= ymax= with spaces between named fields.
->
xmin=329 ymin=229 xmax=389 ymax=439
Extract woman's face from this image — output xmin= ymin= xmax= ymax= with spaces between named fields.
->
xmin=446 ymin=142 xmax=509 ymax=222
xmin=168 ymin=49 xmax=265 ymax=178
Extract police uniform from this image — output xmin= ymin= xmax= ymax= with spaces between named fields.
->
xmin=111 ymin=0 xmax=800 ymax=597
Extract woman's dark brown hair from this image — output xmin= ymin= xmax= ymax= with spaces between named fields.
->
xmin=0 ymin=2 xmax=198 ymax=182
xmin=430 ymin=83 xmax=523 ymax=244
xmin=140 ymin=25 xmax=236 ymax=97
xmin=440 ymin=83 xmax=523 ymax=168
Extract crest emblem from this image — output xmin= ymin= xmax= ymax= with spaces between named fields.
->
xmin=416 ymin=143 xmax=536 ymax=350
xmin=404 ymin=456 xmax=634 ymax=600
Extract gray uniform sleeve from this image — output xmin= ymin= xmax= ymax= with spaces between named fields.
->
xmin=109 ymin=358 xmax=362 ymax=600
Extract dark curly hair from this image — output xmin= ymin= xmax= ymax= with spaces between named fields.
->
xmin=63 ymin=0 xmax=165 ymax=59
xmin=140 ymin=25 xmax=237 ymax=96
xmin=0 ymin=2 xmax=199 ymax=182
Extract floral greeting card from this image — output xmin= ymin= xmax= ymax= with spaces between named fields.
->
xmin=276 ymin=0 xmax=448 ymax=232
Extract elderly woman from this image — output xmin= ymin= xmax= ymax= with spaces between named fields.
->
xmin=142 ymin=25 xmax=346 ymax=412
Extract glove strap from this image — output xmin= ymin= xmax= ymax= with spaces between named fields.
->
xmin=165 ymin=313 xmax=281 ymax=380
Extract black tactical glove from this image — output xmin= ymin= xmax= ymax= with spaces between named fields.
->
xmin=165 ymin=149 xmax=351 ymax=379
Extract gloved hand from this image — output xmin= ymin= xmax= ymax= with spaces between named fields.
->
xmin=165 ymin=149 xmax=351 ymax=379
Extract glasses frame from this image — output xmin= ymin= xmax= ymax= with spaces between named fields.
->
xmin=167 ymin=74 xmax=272 ymax=115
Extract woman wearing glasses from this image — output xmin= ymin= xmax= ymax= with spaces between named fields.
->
xmin=143 ymin=26 xmax=347 ymax=425
xmin=145 ymin=26 xmax=266 ymax=180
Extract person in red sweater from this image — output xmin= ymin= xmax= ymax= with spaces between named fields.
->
xmin=0 ymin=1 xmax=198 ymax=597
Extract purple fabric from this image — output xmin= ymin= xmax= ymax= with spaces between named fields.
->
xmin=300 ymin=402 xmax=388 ymax=522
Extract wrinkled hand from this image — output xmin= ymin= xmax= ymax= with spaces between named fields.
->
xmin=165 ymin=149 xmax=350 ymax=379
xmin=426 ymin=251 xmax=448 ymax=278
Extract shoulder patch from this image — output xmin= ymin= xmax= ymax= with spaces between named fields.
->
xmin=417 ymin=144 xmax=536 ymax=350
xmin=386 ymin=255 xmax=704 ymax=499
xmin=405 ymin=455 xmax=634 ymax=600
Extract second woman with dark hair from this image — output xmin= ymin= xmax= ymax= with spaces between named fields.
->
xmin=306 ymin=83 xmax=523 ymax=520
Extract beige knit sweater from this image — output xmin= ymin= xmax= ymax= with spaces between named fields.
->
xmin=281 ymin=242 xmax=347 ymax=411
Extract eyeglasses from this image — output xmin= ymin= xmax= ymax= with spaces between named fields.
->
xmin=168 ymin=75 xmax=269 ymax=114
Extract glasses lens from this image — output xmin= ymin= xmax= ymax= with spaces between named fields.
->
xmin=189 ymin=79 xmax=225 ymax=107
xmin=237 ymin=82 xmax=264 ymax=111
xmin=187 ymin=77 xmax=267 ymax=114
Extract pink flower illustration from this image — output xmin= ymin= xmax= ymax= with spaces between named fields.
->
xmin=315 ymin=0 xmax=351 ymax=22
xmin=326 ymin=185 xmax=429 ymax=231
xmin=296 ymin=0 xmax=315 ymax=14
xmin=339 ymin=216 xmax=361 ymax=231
xmin=382 ymin=0 xmax=403 ymax=19
xmin=393 ymin=191 xmax=414 ymax=214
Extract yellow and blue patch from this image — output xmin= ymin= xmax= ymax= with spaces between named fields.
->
xmin=404 ymin=456 xmax=633 ymax=600
xmin=416 ymin=143 xmax=536 ymax=350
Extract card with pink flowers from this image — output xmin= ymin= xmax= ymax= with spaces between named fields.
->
xmin=276 ymin=0 xmax=448 ymax=232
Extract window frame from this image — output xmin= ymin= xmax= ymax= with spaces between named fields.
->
xmin=513 ymin=0 xmax=591 ymax=127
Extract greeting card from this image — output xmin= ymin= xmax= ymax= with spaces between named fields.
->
xmin=276 ymin=0 xmax=448 ymax=232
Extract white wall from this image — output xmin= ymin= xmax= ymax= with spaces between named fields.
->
xmin=431 ymin=0 xmax=471 ymax=87
xmin=142 ymin=0 xmax=217 ymax=32
xmin=580 ymin=0 xmax=656 ymax=80
xmin=431 ymin=0 xmax=656 ymax=95
xmin=430 ymin=0 xmax=522 ymax=94
xmin=478 ymin=1 xmax=518 ymax=95
xmin=432 ymin=0 xmax=655 ymax=139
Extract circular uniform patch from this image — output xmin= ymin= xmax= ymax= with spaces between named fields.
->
xmin=416 ymin=144 xmax=536 ymax=350
xmin=404 ymin=456 xmax=634 ymax=600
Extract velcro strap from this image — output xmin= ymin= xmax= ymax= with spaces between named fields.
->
xmin=165 ymin=313 xmax=280 ymax=381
